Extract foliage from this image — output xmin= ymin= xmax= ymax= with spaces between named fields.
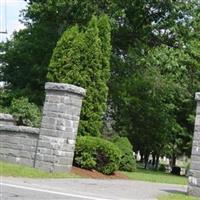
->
xmin=110 ymin=41 xmax=200 ymax=167
xmin=143 ymin=43 xmax=200 ymax=163
xmin=0 ymin=88 xmax=12 ymax=113
xmin=110 ymin=52 xmax=174 ymax=165
xmin=74 ymin=136 xmax=121 ymax=175
xmin=48 ymin=15 xmax=111 ymax=136
xmin=0 ymin=91 xmax=9 ymax=113
xmin=113 ymin=136 xmax=136 ymax=172
xmin=9 ymin=97 xmax=41 ymax=127
xmin=0 ymin=89 xmax=42 ymax=127
xmin=1 ymin=0 xmax=196 ymax=104
xmin=140 ymin=46 xmax=194 ymax=159
xmin=0 ymin=26 xmax=56 ymax=105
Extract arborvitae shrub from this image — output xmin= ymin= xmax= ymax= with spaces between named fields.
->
xmin=113 ymin=137 xmax=136 ymax=172
xmin=48 ymin=15 xmax=111 ymax=137
xmin=74 ymin=136 xmax=121 ymax=175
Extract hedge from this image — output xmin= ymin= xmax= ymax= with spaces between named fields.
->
xmin=74 ymin=136 xmax=121 ymax=175
xmin=113 ymin=137 xmax=136 ymax=172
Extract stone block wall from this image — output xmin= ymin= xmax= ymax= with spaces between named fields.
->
xmin=0 ymin=82 xmax=85 ymax=173
xmin=188 ymin=92 xmax=200 ymax=197
xmin=0 ymin=126 xmax=39 ymax=167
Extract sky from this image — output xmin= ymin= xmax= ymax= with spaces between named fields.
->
xmin=0 ymin=0 xmax=27 ymax=41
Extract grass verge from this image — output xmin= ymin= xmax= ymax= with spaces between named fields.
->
xmin=0 ymin=161 xmax=79 ymax=178
xmin=123 ymin=168 xmax=187 ymax=185
xmin=158 ymin=192 xmax=200 ymax=200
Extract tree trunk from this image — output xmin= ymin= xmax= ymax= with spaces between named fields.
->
xmin=144 ymin=152 xmax=149 ymax=169
xmin=140 ymin=152 xmax=144 ymax=163
xmin=155 ymin=154 xmax=159 ymax=170
xmin=171 ymin=153 xmax=176 ymax=168
xmin=152 ymin=153 xmax=156 ymax=168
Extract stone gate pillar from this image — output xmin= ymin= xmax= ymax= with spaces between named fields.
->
xmin=35 ymin=82 xmax=86 ymax=172
xmin=188 ymin=92 xmax=200 ymax=197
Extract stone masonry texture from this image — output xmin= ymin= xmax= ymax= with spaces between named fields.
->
xmin=188 ymin=92 xmax=200 ymax=197
xmin=0 ymin=113 xmax=16 ymax=126
xmin=0 ymin=125 xmax=39 ymax=166
xmin=0 ymin=82 xmax=85 ymax=173
xmin=35 ymin=82 xmax=86 ymax=172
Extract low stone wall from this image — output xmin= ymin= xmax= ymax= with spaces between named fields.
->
xmin=0 ymin=82 xmax=85 ymax=172
xmin=0 ymin=113 xmax=16 ymax=126
xmin=0 ymin=125 xmax=39 ymax=167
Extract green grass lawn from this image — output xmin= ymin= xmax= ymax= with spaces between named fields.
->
xmin=0 ymin=161 xmax=79 ymax=178
xmin=0 ymin=161 xmax=188 ymax=186
xmin=123 ymin=168 xmax=187 ymax=185
xmin=158 ymin=192 xmax=200 ymax=200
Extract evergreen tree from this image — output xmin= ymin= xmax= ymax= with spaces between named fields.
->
xmin=48 ymin=15 xmax=111 ymax=136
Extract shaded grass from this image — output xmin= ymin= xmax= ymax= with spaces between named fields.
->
xmin=158 ymin=192 xmax=200 ymax=200
xmin=0 ymin=161 xmax=79 ymax=178
xmin=123 ymin=168 xmax=187 ymax=185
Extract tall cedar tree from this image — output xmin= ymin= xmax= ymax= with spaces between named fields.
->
xmin=48 ymin=15 xmax=111 ymax=136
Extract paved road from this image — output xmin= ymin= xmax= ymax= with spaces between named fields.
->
xmin=0 ymin=177 xmax=187 ymax=200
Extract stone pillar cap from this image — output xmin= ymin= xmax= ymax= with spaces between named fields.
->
xmin=45 ymin=82 xmax=86 ymax=97
xmin=0 ymin=113 xmax=14 ymax=121
xmin=195 ymin=92 xmax=200 ymax=101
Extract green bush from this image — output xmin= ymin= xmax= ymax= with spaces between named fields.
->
xmin=0 ymin=105 xmax=9 ymax=114
xmin=0 ymin=89 xmax=12 ymax=113
xmin=10 ymin=97 xmax=41 ymax=127
xmin=113 ymin=137 xmax=136 ymax=172
xmin=74 ymin=136 xmax=121 ymax=175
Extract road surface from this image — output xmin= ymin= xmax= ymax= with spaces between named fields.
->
xmin=0 ymin=177 xmax=187 ymax=200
